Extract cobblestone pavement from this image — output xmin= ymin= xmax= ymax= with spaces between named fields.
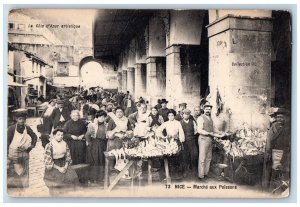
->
xmin=7 ymin=118 xmax=275 ymax=198
xmin=8 ymin=118 xmax=50 ymax=197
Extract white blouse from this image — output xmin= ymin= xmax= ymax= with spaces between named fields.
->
xmin=156 ymin=120 xmax=185 ymax=142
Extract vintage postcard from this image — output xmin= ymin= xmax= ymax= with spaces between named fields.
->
xmin=6 ymin=8 xmax=292 ymax=198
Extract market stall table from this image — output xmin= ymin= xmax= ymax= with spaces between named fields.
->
xmin=213 ymin=131 xmax=266 ymax=185
xmin=103 ymin=152 xmax=171 ymax=191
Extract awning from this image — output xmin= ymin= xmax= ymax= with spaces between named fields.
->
xmin=8 ymin=80 xmax=27 ymax=87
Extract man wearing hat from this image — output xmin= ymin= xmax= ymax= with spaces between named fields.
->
xmin=196 ymin=102 xmax=224 ymax=181
xmin=158 ymin=99 xmax=169 ymax=122
xmin=155 ymin=99 xmax=162 ymax=110
xmin=51 ymin=100 xmax=70 ymax=129
xmin=262 ymin=108 xmax=290 ymax=193
xmin=175 ymin=103 xmax=187 ymax=121
xmin=180 ymin=109 xmax=198 ymax=177
xmin=7 ymin=109 xmax=37 ymax=188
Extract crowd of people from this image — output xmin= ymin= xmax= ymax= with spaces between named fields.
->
xmin=7 ymin=87 xmax=290 ymax=195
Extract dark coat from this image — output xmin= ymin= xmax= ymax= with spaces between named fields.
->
xmin=51 ymin=107 xmax=71 ymax=129
xmin=262 ymin=121 xmax=291 ymax=190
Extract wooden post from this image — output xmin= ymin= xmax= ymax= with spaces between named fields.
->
xmin=164 ymin=158 xmax=171 ymax=185
xmin=148 ymin=159 xmax=153 ymax=185
xmin=104 ymin=154 xmax=110 ymax=190
xmin=108 ymin=160 xmax=134 ymax=191
xmin=130 ymin=161 xmax=135 ymax=189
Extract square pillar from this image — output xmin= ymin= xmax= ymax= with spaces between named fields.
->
xmin=122 ymin=70 xmax=127 ymax=93
xmin=207 ymin=15 xmax=273 ymax=130
xmin=127 ymin=67 xmax=135 ymax=96
xmin=146 ymin=57 xmax=166 ymax=105
xmin=166 ymin=45 xmax=202 ymax=110
xmin=117 ymin=72 xmax=122 ymax=92
xmin=134 ymin=63 xmax=147 ymax=100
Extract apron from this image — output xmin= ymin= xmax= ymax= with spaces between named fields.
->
xmin=107 ymin=117 xmax=129 ymax=151
xmin=8 ymin=126 xmax=31 ymax=164
xmin=134 ymin=112 xmax=150 ymax=137
xmin=8 ymin=126 xmax=31 ymax=186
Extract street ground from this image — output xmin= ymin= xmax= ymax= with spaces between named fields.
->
xmin=7 ymin=118 xmax=280 ymax=198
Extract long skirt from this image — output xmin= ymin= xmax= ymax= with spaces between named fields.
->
xmin=66 ymin=139 xmax=86 ymax=165
xmin=43 ymin=116 xmax=53 ymax=134
xmin=86 ymin=139 xmax=107 ymax=181
xmin=7 ymin=152 xmax=29 ymax=188
xmin=44 ymin=157 xmax=79 ymax=188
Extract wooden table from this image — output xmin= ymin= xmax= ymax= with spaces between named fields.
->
xmin=104 ymin=152 xmax=171 ymax=191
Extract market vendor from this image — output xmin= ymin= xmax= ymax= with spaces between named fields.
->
xmin=106 ymin=106 xmax=133 ymax=151
xmin=156 ymin=109 xmax=185 ymax=179
xmin=128 ymin=102 xmax=151 ymax=177
xmin=85 ymin=110 xmax=108 ymax=184
xmin=7 ymin=109 xmax=37 ymax=189
xmin=63 ymin=110 xmax=87 ymax=165
xmin=128 ymin=102 xmax=150 ymax=137
xmin=43 ymin=128 xmax=79 ymax=195
xmin=262 ymin=108 xmax=290 ymax=193
xmin=180 ymin=109 xmax=198 ymax=177
xmin=156 ymin=109 xmax=185 ymax=142
xmin=147 ymin=106 xmax=164 ymax=131
xmin=197 ymin=102 xmax=225 ymax=181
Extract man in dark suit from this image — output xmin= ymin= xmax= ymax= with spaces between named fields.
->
xmin=262 ymin=108 xmax=290 ymax=193
xmin=51 ymin=100 xmax=71 ymax=129
xmin=158 ymin=99 xmax=169 ymax=122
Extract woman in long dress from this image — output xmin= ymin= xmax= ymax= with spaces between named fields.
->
xmin=63 ymin=110 xmax=87 ymax=165
xmin=85 ymin=110 xmax=108 ymax=183
xmin=156 ymin=109 xmax=185 ymax=180
xmin=43 ymin=128 xmax=79 ymax=195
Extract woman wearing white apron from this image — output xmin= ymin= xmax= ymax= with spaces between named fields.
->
xmin=106 ymin=107 xmax=133 ymax=176
xmin=106 ymin=106 xmax=133 ymax=151
xmin=7 ymin=109 xmax=37 ymax=189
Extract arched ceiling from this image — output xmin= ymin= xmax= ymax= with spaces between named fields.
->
xmin=93 ymin=9 xmax=154 ymax=61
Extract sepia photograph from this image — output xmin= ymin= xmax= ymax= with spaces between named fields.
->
xmin=5 ymin=8 xmax=292 ymax=198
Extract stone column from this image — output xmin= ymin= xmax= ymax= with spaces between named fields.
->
xmin=134 ymin=63 xmax=147 ymax=100
xmin=122 ymin=70 xmax=127 ymax=93
xmin=146 ymin=57 xmax=166 ymax=105
xmin=165 ymin=45 xmax=202 ymax=110
xmin=165 ymin=45 xmax=181 ymax=109
xmin=117 ymin=72 xmax=122 ymax=92
xmin=127 ymin=67 xmax=135 ymax=96
xmin=207 ymin=15 xmax=272 ymax=130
